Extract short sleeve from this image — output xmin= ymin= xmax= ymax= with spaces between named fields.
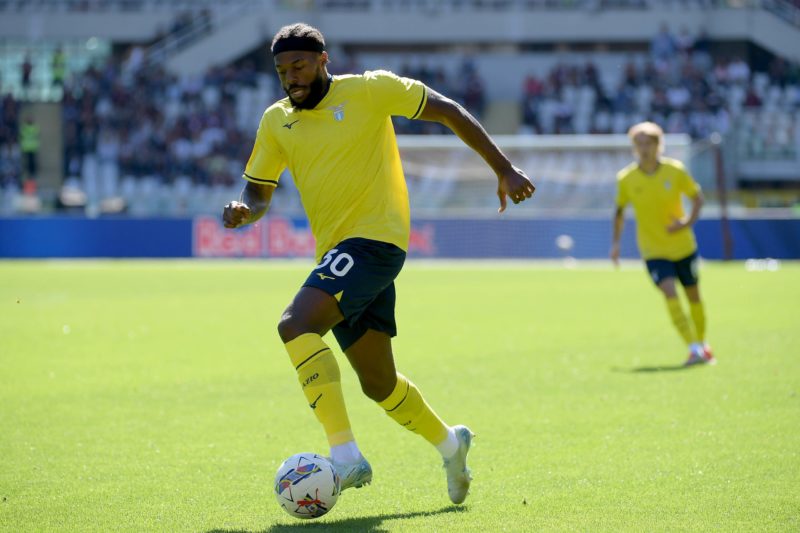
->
xmin=243 ymin=115 xmax=286 ymax=187
xmin=615 ymin=172 xmax=629 ymax=207
xmin=675 ymin=163 xmax=701 ymax=197
xmin=364 ymin=70 xmax=428 ymax=119
xmin=680 ymin=169 xmax=700 ymax=198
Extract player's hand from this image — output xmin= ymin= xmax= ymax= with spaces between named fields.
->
xmin=666 ymin=217 xmax=688 ymax=233
xmin=223 ymin=201 xmax=252 ymax=228
xmin=610 ymin=242 xmax=621 ymax=268
xmin=497 ymin=166 xmax=535 ymax=213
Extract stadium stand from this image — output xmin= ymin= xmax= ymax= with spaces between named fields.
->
xmin=0 ymin=0 xmax=798 ymax=215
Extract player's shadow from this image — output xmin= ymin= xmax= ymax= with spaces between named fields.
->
xmin=618 ymin=363 xmax=696 ymax=373
xmin=207 ymin=505 xmax=467 ymax=533
xmin=629 ymin=365 xmax=690 ymax=372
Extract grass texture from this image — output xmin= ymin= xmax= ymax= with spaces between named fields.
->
xmin=1 ymin=260 xmax=798 ymax=532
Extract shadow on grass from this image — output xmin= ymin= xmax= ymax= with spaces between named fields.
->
xmin=207 ymin=505 xmax=467 ymax=533
xmin=627 ymin=364 xmax=691 ymax=373
xmin=614 ymin=362 xmax=709 ymax=373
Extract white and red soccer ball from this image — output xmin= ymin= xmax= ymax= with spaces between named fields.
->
xmin=274 ymin=452 xmax=340 ymax=519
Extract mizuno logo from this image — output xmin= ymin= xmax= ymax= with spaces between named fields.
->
xmin=316 ymin=273 xmax=335 ymax=280
xmin=283 ymin=119 xmax=300 ymax=129
xmin=309 ymin=394 xmax=322 ymax=410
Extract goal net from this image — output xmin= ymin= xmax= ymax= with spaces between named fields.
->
xmin=398 ymin=134 xmax=693 ymax=216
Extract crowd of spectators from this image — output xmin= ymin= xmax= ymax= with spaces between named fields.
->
xmin=0 ymin=46 xmax=491 ymax=198
xmin=0 ymin=0 xmax=226 ymax=13
xmin=315 ymin=1 xmax=798 ymax=13
xmin=0 ymin=94 xmax=22 ymax=189
xmin=1 ymin=27 xmax=799 ymax=212
xmin=519 ymin=25 xmax=800 ymax=138
xmin=57 ymin=52 xmax=272 ymax=201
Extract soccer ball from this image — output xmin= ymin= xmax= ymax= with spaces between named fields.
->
xmin=274 ymin=452 xmax=340 ymax=519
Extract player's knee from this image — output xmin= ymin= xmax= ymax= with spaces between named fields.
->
xmin=277 ymin=313 xmax=303 ymax=343
xmin=658 ymin=283 xmax=678 ymax=298
xmin=359 ymin=372 xmax=395 ymax=402
xmin=278 ymin=312 xmax=335 ymax=343
xmin=360 ymin=379 xmax=391 ymax=402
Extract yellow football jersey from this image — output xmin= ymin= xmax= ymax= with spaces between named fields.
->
xmin=243 ymin=70 xmax=427 ymax=261
xmin=615 ymin=157 xmax=701 ymax=260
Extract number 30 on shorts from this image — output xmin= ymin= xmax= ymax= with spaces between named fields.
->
xmin=315 ymin=248 xmax=355 ymax=277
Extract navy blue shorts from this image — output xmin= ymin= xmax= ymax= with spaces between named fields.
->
xmin=302 ymin=238 xmax=406 ymax=351
xmin=645 ymin=251 xmax=699 ymax=287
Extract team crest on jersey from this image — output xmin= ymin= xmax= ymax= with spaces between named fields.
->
xmin=664 ymin=180 xmax=672 ymax=190
xmin=328 ymin=102 xmax=347 ymax=121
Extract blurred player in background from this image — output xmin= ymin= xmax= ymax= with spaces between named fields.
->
xmin=611 ymin=121 xmax=716 ymax=366
xmin=223 ymin=23 xmax=535 ymax=504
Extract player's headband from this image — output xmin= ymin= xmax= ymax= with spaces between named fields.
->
xmin=271 ymin=37 xmax=325 ymax=56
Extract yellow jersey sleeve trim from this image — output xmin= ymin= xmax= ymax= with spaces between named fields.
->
xmin=410 ymin=85 xmax=428 ymax=120
xmin=243 ymin=172 xmax=278 ymax=187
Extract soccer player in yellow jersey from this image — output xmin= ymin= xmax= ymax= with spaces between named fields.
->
xmin=611 ymin=121 xmax=715 ymax=366
xmin=222 ymin=23 xmax=535 ymax=504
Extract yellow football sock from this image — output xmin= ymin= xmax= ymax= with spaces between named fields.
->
xmin=378 ymin=373 xmax=449 ymax=446
xmin=689 ymin=301 xmax=706 ymax=342
xmin=285 ymin=333 xmax=354 ymax=447
xmin=665 ymin=297 xmax=697 ymax=345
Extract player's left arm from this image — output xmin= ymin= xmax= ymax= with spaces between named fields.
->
xmin=416 ymin=89 xmax=535 ymax=213
xmin=667 ymin=190 xmax=704 ymax=233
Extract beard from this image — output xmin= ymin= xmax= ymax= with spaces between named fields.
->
xmin=285 ymin=72 xmax=329 ymax=110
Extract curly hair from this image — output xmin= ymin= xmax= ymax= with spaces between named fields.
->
xmin=271 ymin=23 xmax=326 ymax=55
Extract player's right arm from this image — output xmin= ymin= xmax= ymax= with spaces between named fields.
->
xmin=610 ymin=206 xmax=624 ymax=267
xmin=223 ymin=182 xmax=274 ymax=228
xmin=611 ymin=171 xmax=629 ymax=266
xmin=223 ymin=108 xmax=286 ymax=229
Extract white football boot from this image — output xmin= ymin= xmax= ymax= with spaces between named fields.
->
xmin=332 ymin=457 xmax=373 ymax=491
xmin=443 ymin=425 xmax=475 ymax=504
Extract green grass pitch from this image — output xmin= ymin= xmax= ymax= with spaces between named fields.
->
xmin=1 ymin=260 xmax=798 ymax=532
